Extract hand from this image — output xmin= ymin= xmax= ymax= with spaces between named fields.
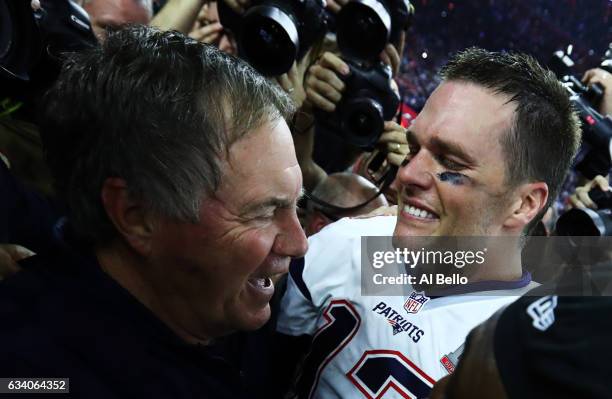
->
xmin=276 ymin=62 xmax=307 ymax=109
xmin=582 ymin=68 xmax=612 ymax=116
xmin=569 ymin=175 xmax=610 ymax=209
xmin=377 ymin=121 xmax=409 ymax=167
xmin=325 ymin=0 xmax=348 ymax=14
xmin=304 ymin=52 xmax=349 ymax=112
xmin=221 ymin=0 xmax=250 ymax=13
xmin=189 ymin=21 xmax=223 ymax=44
xmin=380 ymin=43 xmax=401 ymax=77
xmin=0 ymin=244 xmax=34 ymax=280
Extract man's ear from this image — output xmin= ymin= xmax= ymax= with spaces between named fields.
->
xmin=503 ymin=182 xmax=549 ymax=231
xmin=101 ymin=177 xmax=155 ymax=256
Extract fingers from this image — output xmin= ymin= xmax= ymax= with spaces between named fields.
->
xmin=276 ymin=73 xmax=293 ymax=93
xmin=326 ymin=0 xmax=349 ymax=14
xmin=386 ymin=152 xmax=406 ymax=167
xmin=189 ymin=22 xmax=223 ymax=44
xmin=309 ymin=64 xmax=346 ymax=92
xmin=570 ymin=175 xmax=611 ymax=209
xmin=0 ymin=244 xmax=33 ymax=280
xmin=305 ymin=53 xmax=349 ymax=111
xmin=582 ymin=68 xmax=609 ymax=84
xmin=380 ymin=44 xmax=400 ymax=76
xmin=593 ymin=175 xmax=610 ymax=191
xmin=571 ymin=186 xmax=596 ymax=209
xmin=318 ymin=52 xmax=350 ymax=77
xmin=306 ymin=87 xmax=336 ymax=112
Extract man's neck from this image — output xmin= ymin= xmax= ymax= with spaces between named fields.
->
xmin=95 ymin=243 xmax=212 ymax=346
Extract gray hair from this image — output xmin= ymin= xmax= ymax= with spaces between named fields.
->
xmin=41 ymin=26 xmax=295 ymax=245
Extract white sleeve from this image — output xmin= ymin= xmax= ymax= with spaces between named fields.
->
xmin=276 ymin=258 xmax=320 ymax=336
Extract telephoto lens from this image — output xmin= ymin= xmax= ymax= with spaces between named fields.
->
xmin=218 ymin=0 xmax=328 ymax=76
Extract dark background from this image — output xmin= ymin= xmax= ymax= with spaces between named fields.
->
xmin=399 ymin=0 xmax=612 ymax=110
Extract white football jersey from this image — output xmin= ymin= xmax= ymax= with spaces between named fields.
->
xmin=277 ymin=216 xmax=537 ymax=399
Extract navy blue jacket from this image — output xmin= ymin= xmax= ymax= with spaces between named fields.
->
xmin=0 ymin=240 xmax=252 ymax=398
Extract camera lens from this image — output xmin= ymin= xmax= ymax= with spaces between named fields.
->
xmin=555 ymin=208 xmax=612 ymax=236
xmin=342 ymin=98 xmax=384 ymax=148
xmin=337 ymin=0 xmax=390 ymax=61
xmin=242 ymin=5 xmax=298 ymax=76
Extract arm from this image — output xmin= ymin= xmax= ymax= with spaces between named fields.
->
xmin=150 ymin=0 xmax=206 ymax=34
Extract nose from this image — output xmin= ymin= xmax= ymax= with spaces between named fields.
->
xmin=397 ymin=150 xmax=435 ymax=192
xmin=274 ymin=210 xmax=309 ymax=258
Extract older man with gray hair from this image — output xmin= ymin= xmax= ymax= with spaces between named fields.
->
xmin=0 ymin=26 xmax=307 ymax=398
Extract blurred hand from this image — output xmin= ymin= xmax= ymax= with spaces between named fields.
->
xmin=569 ymin=174 xmax=610 ymax=209
xmin=380 ymin=43 xmax=401 ymax=77
xmin=377 ymin=121 xmax=408 ymax=167
xmin=305 ymin=52 xmax=349 ymax=112
xmin=582 ymin=68 xmax=612 ymax=116
xmin=0 ymin=244 xmax=34 ymax=280
xmin=326 ymin=0 xmax=348 ymax=13
xmin=189 ymin=21 xmax=223 ymax=44
xmin=276 ymin=62 xmax=307 ymax=109
xmin=221 ymin=0 xmax=250 ymax=13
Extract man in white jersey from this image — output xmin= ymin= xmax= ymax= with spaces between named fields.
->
xmin=275 ymin=47 xmax=582 ymax=399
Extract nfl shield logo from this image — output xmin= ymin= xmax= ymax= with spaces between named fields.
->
xmin=404 ymin=291 xmax=430 ymax=314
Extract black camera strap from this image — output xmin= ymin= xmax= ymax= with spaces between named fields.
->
xmin=303 ymin=165 xmax=398 ymax=215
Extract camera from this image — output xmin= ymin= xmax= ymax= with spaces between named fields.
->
xmin=0 ymin=0 xmax=96 ymax=104
xmin=316 ymin=59 xmax=399 ymax=149
xmin=217 ymin=0 xmax=329 ymax=76
xmin=336 ymin=0 xmax=413 ymax=61
xmin=549 ymin=47 xmax=612 ymax=179
xmin=314 ymin=0 xmax=413 ymax=150
xmin=556 ymin=188 xmax=612 ymax=236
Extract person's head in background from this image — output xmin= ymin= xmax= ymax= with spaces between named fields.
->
xmin=429 ymin=295 xmax=612 ymax=399
xmin=80 ymin=0 xmax=153 ymax=41
xmin=305 ymin=172 xmax=388 ymax=236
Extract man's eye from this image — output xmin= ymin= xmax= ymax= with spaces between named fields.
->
xmin=438 ymin=155 xmax=465 ymax=171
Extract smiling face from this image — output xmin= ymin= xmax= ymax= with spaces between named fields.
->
xmin=147 ymin=118 xmax=308 ymax=340
xmin=394 ymin=81 xmax=518 ymax=238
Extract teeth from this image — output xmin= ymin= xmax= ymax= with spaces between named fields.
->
xmin=255 ymin=278 xmax=266 ymax=287
xmin=251 ymin=277 xmax=273 ymax=288
xmin=404 ymin=205 xmax=436 ymax=219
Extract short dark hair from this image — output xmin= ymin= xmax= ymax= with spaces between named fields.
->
xmin=41 ymin=25 xmax=295 ymax=245
xmin=440 ymin=47 xmax=581 ymax=233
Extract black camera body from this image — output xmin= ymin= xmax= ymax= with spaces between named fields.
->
xmin=336 ymin=0 xmax=412 ymax=61
xmin=316 ymin=59 xmax=399 ymax=150
xmin=556 ymin=188 xmax=612 ymax=236
xmin=0 ymin=0 xmax=96 ymax=103
xmin=549 ymin=49 xmax=612 ymax=179
xmin=217 ymin=0 xmax=328 ymax=76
